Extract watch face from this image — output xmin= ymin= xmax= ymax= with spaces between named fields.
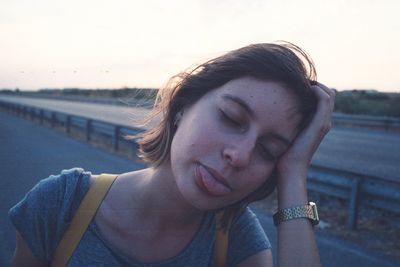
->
xmin=309 ymin=202 xmax=319 ymax=225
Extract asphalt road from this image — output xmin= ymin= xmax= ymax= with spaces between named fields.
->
xmin=0 ymin=112 xmax=142 ymax=266
xmin=1 ymin=95 xmax=400 ymax=182
xmin=0 ymin=111 xmax=398 ymax=267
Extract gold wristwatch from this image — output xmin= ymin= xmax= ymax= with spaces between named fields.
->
xmin=273 ymin=202 xmax=319 ymax=226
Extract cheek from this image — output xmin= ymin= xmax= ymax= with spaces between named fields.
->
xmin=242 ymin=163 xmax=275 ymax=191
xmin=180 ymin=120 xmax=221 ymax=151
xmin=170 ymin=118 xmax=219 ymax=167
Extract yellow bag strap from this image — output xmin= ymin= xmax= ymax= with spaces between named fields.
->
xmin=213 ymin=212 xmax=230 ymax=267
xmin=51 ymin=173 xmax=118 ymax=267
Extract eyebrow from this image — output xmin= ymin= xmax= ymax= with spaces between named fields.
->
xmin=222 ymin=93 xmax=291 ymax=147
xmin=222 ymin=94 xmax=255 ymax=117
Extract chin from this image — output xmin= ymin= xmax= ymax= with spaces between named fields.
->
xmin=189 ymin=199 xmax=229 ymax=211
xmin=186 ymin=190 xmax=239 ymax=211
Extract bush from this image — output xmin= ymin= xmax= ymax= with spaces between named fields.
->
xmin=335 ymin=91 xmax=400 ymax=118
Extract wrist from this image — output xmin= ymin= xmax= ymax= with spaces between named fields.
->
xmin=276 ymin=159 xmax=309 ymax=176
xmin=277 ymin=175 xmax=308 ymax=210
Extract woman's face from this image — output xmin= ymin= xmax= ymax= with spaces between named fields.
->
xmin=170 ymin=76 xmax=303 ymax=210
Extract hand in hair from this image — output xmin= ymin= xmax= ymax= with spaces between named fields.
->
xmin=275 ymin=82 xmax=335 ymax=191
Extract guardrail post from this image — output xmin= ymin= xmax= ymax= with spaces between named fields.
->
xmin=86 ymin=119 xmax=92 ymax=142
xmin=51 ymin=112 xmax=56 ymax=128
xmin=29 ymin=107 xmax=34 ymax=120
xmin=113 ymin=126 xmax=120 ymax=152
xmin=384 ymin=119 xmax=390 ymax=131
xmin=131 ymin=140 xmax=139 ymax=158
xmin=348 ymin=177 xmax=361 ymax=230
xmin=66 ymin=115 xmax=71 ymax=133
xmin=40 ymin=110 xmax=44 ymax=125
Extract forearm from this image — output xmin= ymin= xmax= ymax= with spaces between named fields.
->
xmin=276 ymin=174 xmax=321 ymax=267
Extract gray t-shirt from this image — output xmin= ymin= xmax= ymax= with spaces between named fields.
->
xmin=9 ymin=168 xmax=271 ymax=266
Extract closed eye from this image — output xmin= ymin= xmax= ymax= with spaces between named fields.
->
xmin=257 ymin=143 xmax=277 ymax=162
xmin=219 ymin=109 xmax=243 ymax=129
xmin=220 ymin=109 xmax=277 ymax=161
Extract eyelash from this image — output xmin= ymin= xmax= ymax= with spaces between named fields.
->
xmin=219 ymin=109 xmax=276 ymax=162
xmin=257 ymin=144 xmax=276 ymax=161
xmin=219 ymin=109 xmax=242 ymax=129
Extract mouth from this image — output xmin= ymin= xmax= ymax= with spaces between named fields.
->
xmin=195 ymin=164 xmax=232 ymax=197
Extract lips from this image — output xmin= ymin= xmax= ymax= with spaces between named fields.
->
xmin=195 ymin=164 xmax=232 ymax=197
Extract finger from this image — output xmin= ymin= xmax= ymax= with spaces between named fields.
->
xmin=311 ymin=82 xmax=335 ymax=112
xmin=312 ymin=82 xmax=335 ymax=103
xmin=310 ymin=84 xmax=333 ymax=112
xmin=313 ymin=81 xmax=335 ymax=98
xmin=309 ymin=85 xmax=334 ymax=135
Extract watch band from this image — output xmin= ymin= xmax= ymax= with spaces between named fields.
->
xmin=273 ymin=202 xmax=319 ymax=226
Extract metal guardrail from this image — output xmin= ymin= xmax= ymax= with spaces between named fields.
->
xmin=1 ymin=100 xmax=400 ymax=230
xmin=332 ymin=113 xmax=400 ymax=131
xmin=0 ymin=100 xmax=143 ymax=157
xmin=308 ymin=166 xmax=400 ymax=229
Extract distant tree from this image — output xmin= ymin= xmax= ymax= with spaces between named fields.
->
xmin=335 ymin=91 xmax=400 ymax=117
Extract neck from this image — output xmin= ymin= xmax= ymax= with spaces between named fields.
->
xmin=122 ymin=163 xmax=205 ymax=229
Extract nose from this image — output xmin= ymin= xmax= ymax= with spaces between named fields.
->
xmin=222 ymin=137 xmax=254 ymax=168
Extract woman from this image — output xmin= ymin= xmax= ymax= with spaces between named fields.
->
xmin=10 ymin=42 xmax=335 ymax=266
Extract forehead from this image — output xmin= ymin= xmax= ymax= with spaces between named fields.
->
xmin=210 ymin=76 xmax=303 ymax=138
xmin=214 ymin=77 xmax=300 ymax=115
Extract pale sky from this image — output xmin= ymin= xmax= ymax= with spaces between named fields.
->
xmin=1 ymin=0 xmax=399 ymax=92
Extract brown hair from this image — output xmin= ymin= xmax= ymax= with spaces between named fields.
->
xmin=135 ymin=42 xmax=318 ymax=227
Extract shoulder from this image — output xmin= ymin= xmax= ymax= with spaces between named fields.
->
xmin=227 ymin=207 xmax=271 ymax=266
xmin=8 ymin=168 xmax=92 ymax=261
xmin=43 ymin=167 xmax=92 ymax=193
xmin=231 ymin=207 xmax=269 ymax=238
xmin=9 ymin=167 xmax=92 ymax=215
xmin=20 ymin=168 xmax=91 ymax=199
